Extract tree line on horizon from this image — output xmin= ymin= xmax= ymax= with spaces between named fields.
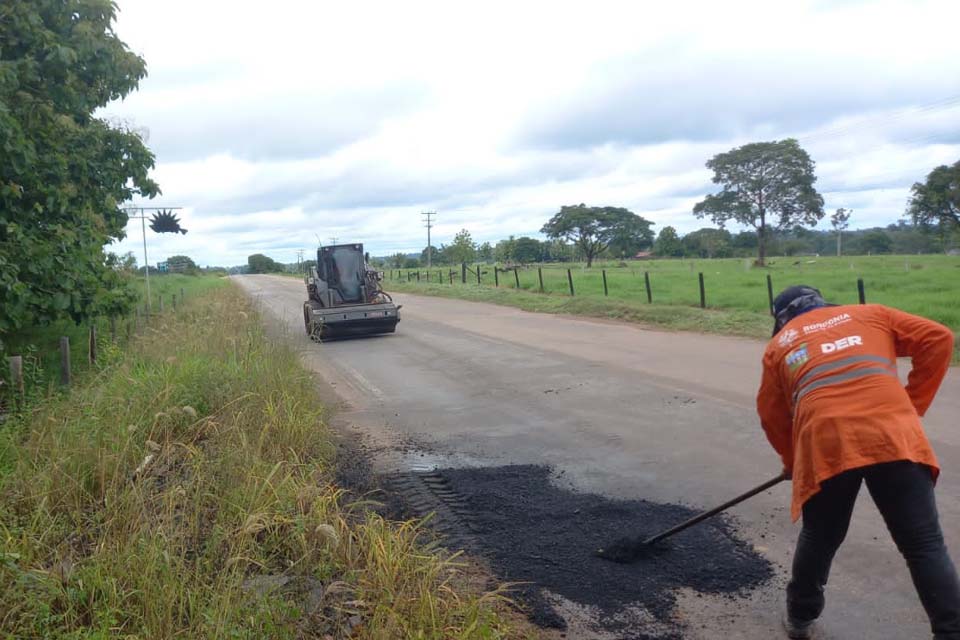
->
xmin=373 ymin=141 xmax=959 ymax=270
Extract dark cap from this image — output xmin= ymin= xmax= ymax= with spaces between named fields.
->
xmin=772 ymin=285 xmax=828 ymax=336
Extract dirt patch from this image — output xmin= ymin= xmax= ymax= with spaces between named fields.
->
xmin=432 ymin=464 xmax=773 ymax=638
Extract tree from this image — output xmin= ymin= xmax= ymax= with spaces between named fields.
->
xmin=831 ymin=208 xmax=851 ymax=256
xmin=682 ymin=228 xmax=733 ymax=259
xmin=389 ymin=253 xmax=407 ymax=269
xmin=444 ymin=229 xmax=477 ymax=264
xmin=693 ymin=139 xmax=824 ymax=265
xmin=0 ymin=0 xmax=159 ymax=353
xmin=477 ymin=242 xmax=494 ymax=262
xmin=166 ymin=255 xmax=199 ymax=274
xmin=861 ymin=230 xmax=893 ymax=255
xmin=908 ymin=160 xmax=960 ymax=230
xmin=513 ymin=237 xmax=543 ymax=263
xmin=247 ymin=254 xmax=283 ymax=273
xmin=541 ymin=204 xmax=655 ymax=267
xmin=420 ymin=245 xmax=445 ymax=265
xmin=653 ymin=226 xmax=683 ymax=257
xmin=494 ymin=236 xmax=517 ymax=263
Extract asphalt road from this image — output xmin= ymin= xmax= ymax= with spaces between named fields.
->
xmin=235 ymin=274 xmax=960 ymax=640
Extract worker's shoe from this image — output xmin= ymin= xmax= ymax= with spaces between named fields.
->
xmin=782 ymin=613 xmax=816 ymax=639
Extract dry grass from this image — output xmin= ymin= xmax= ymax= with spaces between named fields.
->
xmin=0 ymin=284 xmax=526 ymax=638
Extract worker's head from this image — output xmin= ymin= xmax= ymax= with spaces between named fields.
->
xmin=772 ymin=285 xmax=829 ymax=336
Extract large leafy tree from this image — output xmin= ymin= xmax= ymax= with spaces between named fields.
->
xmin=541 ymin=204 xmax=654 ymax=267
xmin=653 ymin=226 xmax=683 ymax=257
xmin=444 ymin=229 xmax=477 ymax=264
xmin=0 ymin=0 xmax=159 ymax=353
xmin=247 ymin=254 xmax=283 ymax=274
xmin=908 ymin=160 xmax=959 ymax=230
xmin=693 ymin=139 xmax=824 ymax=265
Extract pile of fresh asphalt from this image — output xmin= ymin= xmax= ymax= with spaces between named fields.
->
xmin=437 ymin=464 xmax=774 ymax=637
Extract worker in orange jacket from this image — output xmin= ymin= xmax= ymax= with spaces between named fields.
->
xmin=758 ymin=285 xmax=959 ymax=640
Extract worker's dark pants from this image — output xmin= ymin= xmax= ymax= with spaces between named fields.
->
xmin=788 ymin=461 xmax=960 ymax=639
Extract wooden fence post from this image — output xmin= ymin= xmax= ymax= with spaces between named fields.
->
xmin=172 ymin=294 xmax=177 ymax=311
xmin=461 ymin=263 xmax=467 ymax=284
xmin=538 ymin=267 xmax=544 ymax=293
xmin=60 ymin=337 xmax=71 ymax=386
xmin=567 ymin=268 xmax=575 ymax=296
xmin=644 ymin=271 xmax=652 ymax=303
xmin=602 ymin=269 xmax=608 ymax=296
xmin=477 ymin=265 xmax=481 ymax=285
xmin=513 ymin=267 xmax=520 ymax=288
xmin=180 ymin=288 xmax=185 ymax=305
xmin=159 ymin=295 xmax=164 ymax=312
xmin=699 ymin=272 xmax=706 ymax=308
xmin=767 ymin=274 xmax=775 ymax=315
xmin=494 ymin=267 xmax=499 ymax=287
xmin=88 ymin=325 xmax=97 ymax=364
xmin=9 ymin=355 xmax=24 ymax=401
xmin=858 ymin=278 xmax=866 ymax=304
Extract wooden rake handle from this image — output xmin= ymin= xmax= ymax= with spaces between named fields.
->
xmin=643 ymin=471 xmax=789 ymax=546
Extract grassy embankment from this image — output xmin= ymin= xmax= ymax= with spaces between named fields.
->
xmin=0 ymin=279 xmax=522 ymax=638
xmin=387 ymin=255 xmax=960 ymax=358
xmin=4 ymin=274 xmax=223 ymax=398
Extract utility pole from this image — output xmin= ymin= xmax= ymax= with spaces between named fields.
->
xmin=296 ymin=249 xmax=304 ymax=273
xmin=329 ymin=237 xmax=339 ymax=246
xmin=124 ymin=206 xmax=184 ymax=313
xmin=422 ymin=211 xmax=436 ymax=268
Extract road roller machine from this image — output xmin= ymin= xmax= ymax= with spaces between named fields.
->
xmin=303 ymin=243 xmax=400 ymax=340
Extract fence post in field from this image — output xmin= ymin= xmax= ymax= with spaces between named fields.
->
xmin=172 ymin=294 xmax=177 ymax=311
xmin=602 ymin=269 xmax=608 ymax=296
xmin=567 ymin=268 xmax=575 ymax=296
xmin=461 ymin=263 xmax=467 ymax=284
xmin=449 ymin=270 xmax=454 ymax=285
xmin=494 ymin=267 xmax=499 ymax=287
xmin=477 ymin=265 xmax=481 ymax=285
xmin=644 ymin=271 xmax=652 ymax=303
xmin=158 ymin=295 xmax=164 ymax=312
xmin=88 ymin=325 xmax=97 ymax=364
xmin=60 ymin=337 xmax=71 ymax=386
xmin=538 ymin=267 xmax=544 ymax=293
xmin=857 ymin=278 xmax=866 ymax=304
xmin=699 ymin=273 xmax=706 ymax=308
xmin=767 ymin=274 xmax=775 ymax=315
xmin=514 ymin=267 xmax=520 ymax=288
xmin=9 ymin=355 xmax=24 ymax=402
xmin=180 ymin=288 xmax=185 ymax=305
xmin=417 ymin=271 xmax=421 ymax=282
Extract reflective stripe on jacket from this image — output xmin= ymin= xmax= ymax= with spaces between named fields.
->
xmin=757 ymin=304 xmax=954 ymax=521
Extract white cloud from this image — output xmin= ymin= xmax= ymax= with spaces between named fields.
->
xmin=103 ymin=0 xmax=960 ymax=266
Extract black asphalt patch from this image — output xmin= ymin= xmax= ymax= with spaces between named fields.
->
xmin=436 ymin=464 xmax=773 ymax=638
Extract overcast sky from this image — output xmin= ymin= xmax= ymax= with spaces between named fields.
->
xmin=103 ymin=0 xmax=960 ymax=267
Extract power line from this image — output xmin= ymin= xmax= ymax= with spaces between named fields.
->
xmin=422 ymin=211 xmax=437 ymax=268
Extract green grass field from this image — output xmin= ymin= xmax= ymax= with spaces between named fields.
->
xmin=387 ymin=255 xmax=960 ymax=359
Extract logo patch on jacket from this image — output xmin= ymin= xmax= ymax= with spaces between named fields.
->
xmin=778 ymin=328 xmax=799 ymax=347
xmin=785 ymin=343 xmax=809 ymax=371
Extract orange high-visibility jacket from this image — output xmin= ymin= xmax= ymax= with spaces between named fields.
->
xmin=757 ymin=304 xmax=954 ymax=521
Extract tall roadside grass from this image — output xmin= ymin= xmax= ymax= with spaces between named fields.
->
xmin=0 ymin=285 xmax=521 ymax=638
